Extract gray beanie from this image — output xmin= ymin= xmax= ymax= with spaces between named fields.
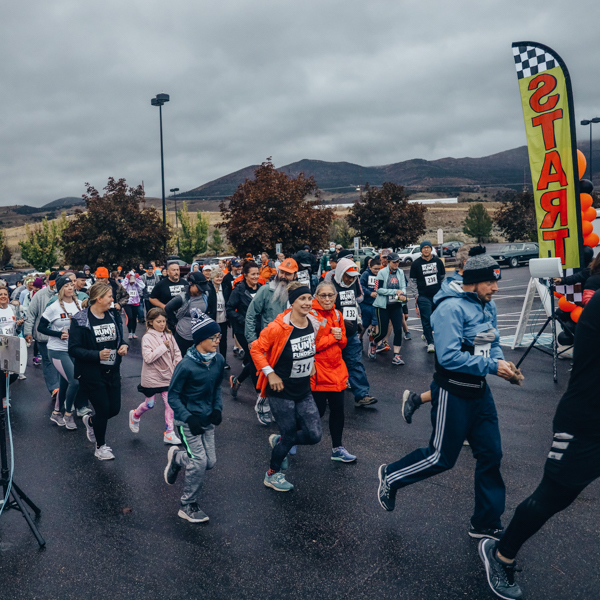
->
xmin=463 ymin=255 xmax=501 ymax=284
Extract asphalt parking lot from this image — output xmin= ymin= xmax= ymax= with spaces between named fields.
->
xmin=0 ymin=263 xmax=597 ymax=600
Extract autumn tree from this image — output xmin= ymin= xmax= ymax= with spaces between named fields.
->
xmin=219 ymin=159 xmax=335 ymax=255
xmin=177 ymin=202 xmax=209 ymax=263
xmin=463 ymin=203 xmax=493 ymax=243
xmin=493 ymin=190 xmax=537 ymax=242
xmin=61 ymin=178 xmax=170 ymax=269
xmin=347 ymin=182 xmax=426 ymax=249
xmin=19 ymin=217 xmax=63 ymax=270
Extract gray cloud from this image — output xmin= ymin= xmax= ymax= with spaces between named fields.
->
xmin=1 ymin=0 xmax=599 ymax=206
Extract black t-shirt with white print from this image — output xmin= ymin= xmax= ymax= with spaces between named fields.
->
xmin=332 ymin=279 xmax=361 ymax=337
xmin=269 ymin=321 xmax=316 ymax=402
xmin=409 ymin=256 xmax=446 ymax=298
xmin=150 ymin=277 xmax=189 ymax=306
xmin=89 ymin=312 xmax=118 ymax=367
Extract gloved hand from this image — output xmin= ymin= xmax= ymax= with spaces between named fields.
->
xmin=186 ymin=414 xmax=205 ymax=436
xmin=210 ymin=409 xmax=222 ymax=426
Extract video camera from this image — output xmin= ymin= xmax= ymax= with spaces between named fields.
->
xmin=0 ymin=335 xmax=27 ymax=375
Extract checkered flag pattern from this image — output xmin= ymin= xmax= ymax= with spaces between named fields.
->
xmin=556 ymin=269 xmax=583 ymax=306
xmin=513 ymin=45 xmax=557 ymax=79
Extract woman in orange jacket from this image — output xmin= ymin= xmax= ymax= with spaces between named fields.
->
xmin=250 ymin=282 xmax=323 ymax=492
xmin=310 ymin=281 xmax=356 ymax=463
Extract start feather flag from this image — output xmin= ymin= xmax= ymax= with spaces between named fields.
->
xmin=512 ymin=42 xmax=583 ymax=269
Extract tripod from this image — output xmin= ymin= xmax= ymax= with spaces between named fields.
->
xmin=0 ymin=377 xmax=45 ymax=547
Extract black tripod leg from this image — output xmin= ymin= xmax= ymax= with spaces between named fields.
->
xmin=515 ymin=316 xmax=550 ymax=369
xmin=11 ymin=481 xmax=41 ymax=516
xmin=9 ymin=487 xmax=45 ymax=547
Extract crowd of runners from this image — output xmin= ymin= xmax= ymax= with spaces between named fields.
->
xmin=2 ymin=242 xmax=599 ymax=600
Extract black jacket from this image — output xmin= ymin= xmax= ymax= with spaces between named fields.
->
xmin=207 ymin=284 xmax=227 ymax=324
xmin=222 ymin=271 xmax=237 ymax=304
xmin=226 ymin=280 xmax=262 ymax=335
xmin=68 ymin=308 xmax=128 ymax=382
xmin=293 ymin=250 xmax=318 ymax=275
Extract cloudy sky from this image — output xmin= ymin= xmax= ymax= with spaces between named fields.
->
xmin=2 ymin=0 xmax=599 ymax=206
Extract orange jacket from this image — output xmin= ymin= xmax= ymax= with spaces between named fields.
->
xmin=250 ymin=309 xmax=326 ymax=397
xmin=259 ymin=260 xmax=277 ymax=281
xmin=309 ymin=298 xmax=348 ymax=392
xmin=232 ymin=274 xmax=267 ymax=288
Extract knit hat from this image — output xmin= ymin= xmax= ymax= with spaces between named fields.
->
xmin=420 ymin=240 xmax=433 ymax=250
xmin=190 ymin=309 xmax=221 ymax=345
xmin=55 ymin=275 xmax=72 ymax=293
xmin=463 ymin=255 xmax=501 ymax=285
xmin=84 ymin=265 xmax=91 ymax=271
xmin=33 ymin=277 xmax=44 ymax=289
xmin=95 ymin=267 xmax=109 ymax=278
xmin=48 ymin=271 xmax=60 ymax=285
xmin=337 ymin=249 xmax=354 ymax=259
xmin=75 ymin=271 xmax=86 ymax=279
xmin=188 ymin=271 xmax=209 ymax=292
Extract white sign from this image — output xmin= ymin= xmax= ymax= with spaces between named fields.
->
xmin=276 ymin=243 xmax=282 ymax=255
xmin=353 ymin=237 xmax=360 ymax=250
xmin=437 ymin=228 xmax=443 ymax=244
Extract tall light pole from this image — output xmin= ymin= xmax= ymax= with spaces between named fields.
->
xmin=580 ymin=117 xmax=600 ymax=182
xmin=151 ymin=93 xmax=170 ymax=229
xmin=170 ymin=187 xmax=180 ymax=255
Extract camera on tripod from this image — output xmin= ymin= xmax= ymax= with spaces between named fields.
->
xmin=0 ymin=335 xmax=27 ymax=376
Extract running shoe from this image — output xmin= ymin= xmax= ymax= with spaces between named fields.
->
xmin=164 ymin=446 xmax=182 ymax=485
xmin=76 ymin=407 xmax=93 ymax=417
xmin=18 ymin=374 xmax=26 ymax=380
xmin=469 ymin=525 xmax=504 ymax=541
xmin=375 ymin=341 xmax=390 ymax=353
xmin=50 ymin=412 xmax=66 ymax=427
xmin=404 ymin=331 xmax=412 ymax=340
xmin=129 ymin=410 xmax=140 ymax=433
xmin=355 ymin=395 xmax=378 ymax=407
xmin=237 ymin=348 xmax=245 ymax=359
xmin=264 ymin=471 xmax=294 ymax=492
xmin=378 ymin=464 xmax=396 ymax=511
xmin=33 ymin=354 xmax=42 ymax=366
xmin=224 ymin=363 xmax=231 ymax=370
xmin=402 ymin=390 xmax=422 ymax=424
xmin=331 ymin=447 xmax=357 ymax=462
xmin=82 ymin=414 xmax=96 ymax=443
xmin=128 ymin=333 xmax=133 ymax=339
xmin=230 ymin=375 xmax=241 ymax=398
xmin=94 ymin=445 xmax=115 ymax=460
xmin=255 ymin=396 xmax=272 ymax=425
xmin=269 ymin=434 xmax=288 ymax=470
xmin=391 ymin=354 xmax=405 ymax=366
xmin=289 ymin=445 xmax=297 ymax=455
xmin=368 ymin=342 xmax=377 ymax=360
xmin=427 ymin=343 xmax=435 ymax=353
xmin=132 ymin=334 xmax=138 ymax=339
xmin=164 ymin=430 xmax=182 ymax=445
xmin=478 ymin=538 xmax=523 ymax=600
xmin=178 ymin=502 xmax=209 ymax=523
xmin=232 ymin=347 xmax=240 ymax=357
xmin=463 ymin=440 xmax=470 ymax=446
xmin=421 ymin=334 xmax=427 ymax=342
xmin=63 ymin=413 xmax=77 ymax=430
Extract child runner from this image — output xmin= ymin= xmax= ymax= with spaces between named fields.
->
xmin=122 ymin=270 xmax=145 ymax=339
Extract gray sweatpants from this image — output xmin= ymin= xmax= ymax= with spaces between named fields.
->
xmin=174 ymin=422 xmax=216 ymax=505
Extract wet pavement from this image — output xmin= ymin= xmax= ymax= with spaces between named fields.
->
xmin=0 ymin=266 xmax=597 ymax=600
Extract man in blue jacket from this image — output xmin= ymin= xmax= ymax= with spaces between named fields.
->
xmin=377 ymin=254 xmax=514 ymax=539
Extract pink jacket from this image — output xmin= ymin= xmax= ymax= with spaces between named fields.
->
xmin=141 ymin=328 xmax=182 ymax=388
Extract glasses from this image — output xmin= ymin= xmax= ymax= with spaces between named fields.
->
xmin=209 ymin=334 xmax=222 ymax=342
xmin=317 ymin=293 xmax=336 ymax=299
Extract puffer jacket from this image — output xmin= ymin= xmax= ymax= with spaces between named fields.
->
xmin=226 ymin=279 xmax=263 ymax=336
xmin=309 ymin=298 xmax=348 ymax=392
xmin=141 ymin=328 xmax=182 ymax=388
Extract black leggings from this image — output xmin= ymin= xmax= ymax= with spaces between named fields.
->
xmin=373 ymin=303 xmax=404 ymax=348
xmin=174 ymin=331 xmax=194 ymax=356
xmin=81 ymin=373 xmax=121 ymax=448
xmin=218 ymin=322 xmax=228 ymax=361
xmin=497 ymin=474 xmax=584 ymax=559
xmin=123 ymin=304 xmax=139 ymax=334
xmin=236 ymin=331 xmax=258 ymax=388
xmin=313 ymin=390 xmax=345 ymax=448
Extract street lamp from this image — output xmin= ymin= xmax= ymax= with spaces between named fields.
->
xmin=151 ymin=93 xmax=170 ymax=228
xmin=580 ymin=117 xmax=600 ymax=182
xmin=170 ymin=187 xmax=180 ymax=254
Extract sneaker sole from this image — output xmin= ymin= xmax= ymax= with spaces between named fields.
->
xmin=95 ymin=453 xmax=115 ymax=461
xmin=50 ymin=418 xmax=65 ymax=427
xmin=377 ymin=464 xmax=394 ymax=511
xmin=164 ymin=438 xmax=181 ymax=445
xmin=331 ymin=456 xmax=357 ymax=463
xmin=257 ymin=412 xmax=271 ymax=425
xmin=263 ymin=480 xmax=293 ymax=492
xmin=178 ymin=509 xmax=209 ymax=523
xmin=478 ymin=539 xmax=517 ymax=600
xmin=64 ymin=424 xmax=78 ymax=430
xmin=392 ymin=361 xmax=405 ymax=366
xmin=128 ymin=410 xmax=140 ymax=434
xmin=401 ymin=390 xmax=411 ymax=424
xmin=469 ymin=530 xmax=503 ymax=541
xmin=164 ymin=446 xmax=179 ymax=485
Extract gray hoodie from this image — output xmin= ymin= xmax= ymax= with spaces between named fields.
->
xmin=23 ymin=285 xmax=56 ymax=343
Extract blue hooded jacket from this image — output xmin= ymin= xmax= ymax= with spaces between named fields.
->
xmin=431 ymin=280 xmax=503 ymax=377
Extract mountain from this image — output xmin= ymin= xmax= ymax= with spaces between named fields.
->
xmin=41 ymin=197 xmax=85 ymax=210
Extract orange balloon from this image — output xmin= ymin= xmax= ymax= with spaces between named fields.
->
xmin=571 ymin=306 xmax=583 ymax=323
xmin=554 ymin=291 xmax=563 ymax=299
xmin=581 ymin=193 xmax=594 ymax=210
xmin=582 ymin=220 xmax=594 ymax=236
xmin=583 ymin=206 xmax=597 ymax=222
xmin=558 ymin=296 xmax=576 ymax=312
xmin=584 ymin=232 xmax=600 ymax=248
xmin=578 ymin=149 xmax=587 ymax=179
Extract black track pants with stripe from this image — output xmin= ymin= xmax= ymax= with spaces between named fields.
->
xmin=385 ymin=381 xmax=505 ymax=530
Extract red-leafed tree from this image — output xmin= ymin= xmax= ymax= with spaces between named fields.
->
xmin=219 ymin=159 xmax=335 ymax=255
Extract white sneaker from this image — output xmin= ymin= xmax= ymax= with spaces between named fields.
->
xmin=94 ymin=445 xmax=115 ymax=460
xmin=128 ymin=409 xmax=140 ymax=433
xmin=164 ymin=430 xmax=182 ymax=445
xmin=128 ymin=333 xmax=133 ymax=339
xmin=427 ymin=343 xmax=435 ymax=353
xmin=18 ymin=374 xmax=26 ymax=380
xmin=77 ymin=407 xmax=93 ymax=417
xmin=82 ymin=414 xmax=96 ymax=443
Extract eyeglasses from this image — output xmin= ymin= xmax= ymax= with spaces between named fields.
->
xmin=209 ymin=334 xmax=222 ymax=342
xmin=317 ymin=293 xmax=336 ymax=299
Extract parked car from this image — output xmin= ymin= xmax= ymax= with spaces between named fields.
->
xmin=394 ymin=245 xmax=438 ymax=265
xmin=2 ymin=263 xmax=13 ymax=271
xmin=489 ymin=242 xmax=539 ymax=268
xmin=166 ymin=255 xmax=191 ymax=276
xmin=441 ymin=241 xmax=464 ymax=257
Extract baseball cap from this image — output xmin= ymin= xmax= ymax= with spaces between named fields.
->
xmin=278 ymin=258 xmax=298 ymax=274
xmin=231 ymin=259 xmax=242 ymax=268
xmin=387 ymin=252 xmax=400 ymax=262
xmin=188 ymin=271 xmax=209 ymax=291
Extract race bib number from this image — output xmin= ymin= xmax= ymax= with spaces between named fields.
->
xmin=217 ymin=302 xmax=225 ymax=312
xmin=474 ymin=343 xmax=491 ymax=358
xmin=147 ymin=285 xmax=154 ymax=293
xmin=100 ymin=349 xmax=117 ymax=366
xmin=343 ymin=306 xmax=358 ymax=321
xmin=368 ymin=275 xmax=376 ymax=287
xmin=290 ymin=357 xmax=314 ymax=378
xmin=425 ymin=274 xmax=438 ymax=286
xmin=297 ymin=270 xmax=311 ymax=285
xmin=129 ymin=289 xmax=139 ymax=300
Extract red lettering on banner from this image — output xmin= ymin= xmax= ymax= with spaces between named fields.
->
xmin=542 ymin=229 xmax=569 ymax=264
xmin=539 ymin=190 xmax=568 ymax=228
xmin=528 ymin=74 xmax=559 ymax=113
xmin=537 ymin=151 xmax=568 ymax=190
xmin=531 ymin=109 xmax=563 ymax=150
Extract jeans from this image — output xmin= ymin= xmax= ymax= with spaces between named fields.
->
xmin=38 ymin=341 xmax=60 ymax=394
xmin=417 ymin=296 xmax=435 ymax=345
xmin=174 ymin=422 xmax=216 ymax=505
xmin=341 ymin=333 xmax=370 ymax=400
xmin=49 ymin=349 xmax=79 ymax=413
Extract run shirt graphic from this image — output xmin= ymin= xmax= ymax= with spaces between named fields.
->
xmin=93 ymin=322 xmax=117 ymax=343
xmin=89 ymin=312 xmax=119 ymax=366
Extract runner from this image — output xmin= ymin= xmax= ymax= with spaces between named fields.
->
xmin=244 ymin=257 xmax=298 ymax=424
xmin=38 ymin=275 xmax=83 ymax=429
xmin=150 ymin=262 xmax=188 ymax=312
xmin=0 ymin=286 xmax=22 ymax=407
xmin=359 ymin=257 xmax=380 ymax=345
xmin=129 ymin=307 xmax=182 ymax=444
xmin=259 ymin=252 xmax=277 ymax=281
xmin=323 ymin=253 xmax=338 ymax=283
xmin=141 ymin=266 xmax=160 ymax=320
xmin=207 ymin=268 xmax=230 ymax=370
xmin=222 ymin=259 xmax=244 ymax=360
xmin=331 ymin=257 xmax=377 ymax=408
xmin=122 ymin=270 xmax=145 ymax=339
xmin=74 ymin=272 xmax=90 ymax=301
xmin=311 ymin=281 xmax=356 ymax=462
xmin=94 ymin=267 xmax=129 ymax=311
xmin=250 ymin=282 xmax=323 ymax=492
xmin=164 ymin=311 xmax=224 ymax=523
xmin=479 ymin=289 xmax=600 ymax=600
xmin=377 ymin=254 xmax=514 ymax=543
xmin=69 ymin=281 xmax=129 ymax=460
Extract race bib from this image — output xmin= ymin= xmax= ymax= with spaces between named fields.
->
xmin=368 ymin=275 xmax=376 ymax=287
xmin=425 ymin=274 xmax=438 ymax=286
xmin=290 ymin=357 xmax=314 ymax=378
xmin=129 ymin=289 xmax=139 ymax=300
xmin=297 ymin=270 xmax=311 ymax=285
xmin=147 ymin=285 xmax=154 ymax=293
xmin=474 ymin=342 xmax=491 ymax=358
xmin=343 ymin=306 xmax=358 ymax=321
xmin=217 ymin=302 xmax=225 ymax=312
xmin=100 ymin=349 xmax=117 ymax=366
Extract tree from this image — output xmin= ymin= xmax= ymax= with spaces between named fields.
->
xmin=328 ymin=218 xmax=356 ymax=248
xmin=177 ymin=202 xmax=209 ymax=263
xmin=19 ymin=217 xmax=63 ymax=270
xmin=493 ymin=190 xmax=537 ymax=242
xmin=347 ymin=182 xmax=427 ymax=249
xmin=219 ymin=159 xmax=335 ymax=255
xmin=463 ymin=203 xmax=493 ymax=242
xmin=61 ymin=178 xmax=171 ymax=269
xmin=208 ymin=228 xmax=225 ymax=255
xmin=2 ymin=245 xmax=11 ymax=266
